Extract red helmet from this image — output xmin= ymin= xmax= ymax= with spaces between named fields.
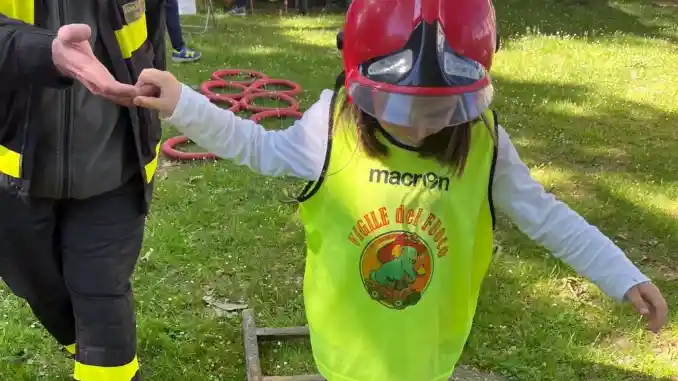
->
xmin=340 ymin=0 xmax=498 ymax=128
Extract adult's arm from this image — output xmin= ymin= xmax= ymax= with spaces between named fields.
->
xmin=144 ymin=0 xmax=167 ymax=70
xmin=0 ymin=13 xmax=73 ymax=89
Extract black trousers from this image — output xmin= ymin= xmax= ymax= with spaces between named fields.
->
xmin=0 ymin=178 xmax=145 ymax=380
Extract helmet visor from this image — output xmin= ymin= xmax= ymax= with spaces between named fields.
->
xmin=348 ymin=80 xmax=494 ymax=129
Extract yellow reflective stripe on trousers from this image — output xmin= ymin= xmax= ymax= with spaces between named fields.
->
xmin=0 ymin=1 xmax=35 ymax=24
xmin=73 ymin=356 xmax=139 ymax=381
xmin=0 ymin=144 xmax=21 ymax=178
xmin=144 ymin=142 xmax=161 ymax=183
xmin=114 ymin=13 xmax=148 ymax=59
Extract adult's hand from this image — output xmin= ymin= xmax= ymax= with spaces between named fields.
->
xmin=51 ymin=24 xmax=139 ymax=104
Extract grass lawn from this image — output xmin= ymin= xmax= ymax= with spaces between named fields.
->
xmin=1 ymin=0 xmax=677 ymax=380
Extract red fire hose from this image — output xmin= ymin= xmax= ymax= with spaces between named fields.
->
xmin=199 ymin=80 xmax=249 ymax=100
xmin=210 ymin=69 xmax=269 ymax=85
xmin=247 ymin=79 xmax=302 ymax=97
xmin=160 ymin=94 xmax=240 ymax=161
xmin=161 ymin=69 xmax=303 ymax=162
xmin=249 ymin=109 xmax=303 ymax=122
xmin=239 ymin=92 xmax=300 ymax=113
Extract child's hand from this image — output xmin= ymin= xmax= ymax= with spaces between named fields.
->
xmin=133 ymin=69 xmax=182 ymax=118
xmin=625 ymin=282 xmax=668 ymax=333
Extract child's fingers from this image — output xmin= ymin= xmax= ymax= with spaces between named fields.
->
xmin=641 ymin=285 xmax=668 ymax=333
xmin=133 ymin=96 xmax=162 ymax=110
xmin=137 ymin=84 xmax=160 ymax=97
xmin=626 ymin=286 xmax=650 ymax=316
xmin=135 ymin=69 xmax=167 ymax=88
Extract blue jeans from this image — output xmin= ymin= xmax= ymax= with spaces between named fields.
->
xmin=165 ymin=0 xmax=185 ymax=51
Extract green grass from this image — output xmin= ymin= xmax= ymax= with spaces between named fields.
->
xmin=1 ymin=0 xmax=677 ymax=380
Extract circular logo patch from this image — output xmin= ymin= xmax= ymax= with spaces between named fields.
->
xmin=360 ymin=231 xmax=433 ymax=310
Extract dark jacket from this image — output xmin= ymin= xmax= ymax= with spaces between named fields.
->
xmin=0 ymin=0 xmax=166 ymax=211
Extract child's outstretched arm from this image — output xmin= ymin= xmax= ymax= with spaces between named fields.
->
xmin=133 ymin=68 xmax=331 ymax=180
xmin=492 ymin=125 xmax=668 ymax=333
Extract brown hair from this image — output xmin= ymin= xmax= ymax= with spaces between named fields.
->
xmin=336 ymin=98 xmax=489 ymax=178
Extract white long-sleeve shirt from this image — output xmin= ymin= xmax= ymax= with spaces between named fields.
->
xmin=165 ymin=84 xmax=650 ymax=302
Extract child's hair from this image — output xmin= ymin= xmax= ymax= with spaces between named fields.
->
xmin=333 ymin=73 xmax=494 ymax=177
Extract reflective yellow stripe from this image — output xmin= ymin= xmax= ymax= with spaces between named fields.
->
xmin=0 ymin=1 xmax=35 ymax=24
xmin=144 ymin=142 xmax=161 ymax=183
xmin=73 ymin=356 xmax=139 ymax=381
xmin=114 ymin=13 xmax=147 ymax=59
xmin=64 ymin=344 xmax=76 ymax=355
xmin=0 ymin=144 xmax=21 ymax=178
xmin=1 ymin=2 xmax=148 ymax=58
xmin=0 ymin=2 xmax=30 ymax=180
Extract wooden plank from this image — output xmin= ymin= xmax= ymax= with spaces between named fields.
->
xmin=257 ymin=326 xmax=310 ymax=338
xmin=244 ymin=318 xmax=505 ymax=381
xmin=243 ymin=309 xmax=263 ymax=381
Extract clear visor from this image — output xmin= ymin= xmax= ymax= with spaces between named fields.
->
xmin=348 ymin=81 xmax=494 ymax=130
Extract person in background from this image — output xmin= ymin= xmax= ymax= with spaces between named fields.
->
xmin=0 ymin=0 xmax=165 ymax=379
xmin=226 ymin=0 xmax=248 ymax=16
xmin=165 ymin=0 xmax=202 ymax=62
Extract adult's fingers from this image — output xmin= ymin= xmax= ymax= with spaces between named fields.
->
xmin=76 ymin=61 xmax=135 ymax=96
xmin=57 ymin=24 xmax=92 ymax=43
xmin=106 ymin=95 xmax=135 ymax=107
xmin=101 ymin=82 xmax=139 ymax=98
xmin=79 ymin=76 xmax=138 ymax=99
xmin=107 ymin=86 xmax=159 ymax=107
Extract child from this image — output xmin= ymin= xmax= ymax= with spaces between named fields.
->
xmin=133 ymin=0 xmax=668 ymax=380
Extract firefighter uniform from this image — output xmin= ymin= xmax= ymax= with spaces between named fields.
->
xmin=0 ymin=1 xmax=165 ymax=379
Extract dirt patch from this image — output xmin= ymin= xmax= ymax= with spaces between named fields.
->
xmin=601 ymin=331 xmax=677 ymax=360
xmin=452 ymin=367 xmax=506 ymax=381
xmin=653 ymin=1 xmax=678 ymax=8
xmin=650 ymin=331 xmax=677 ymax=358
xmin=631 ymin=252 xmax=678 ymax=282
xmin=156 ymin=158 xmax=181 ymax=180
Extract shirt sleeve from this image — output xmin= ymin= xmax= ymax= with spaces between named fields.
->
xmin=491 ymin=125 xmax=650 ymax=302
xmin=0 ymin=13 xmax=73 ymax=90
xmin=165 ymin=84 xmax=332 ymax=181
